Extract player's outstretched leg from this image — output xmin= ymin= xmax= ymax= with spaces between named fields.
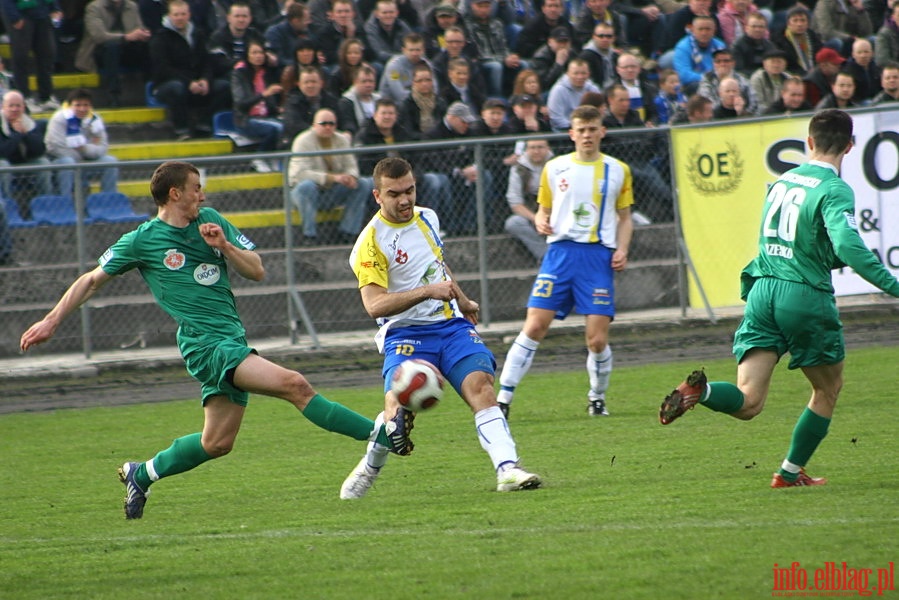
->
xmin=118 ymin=462 xmax=150 ymax=520
xmin=340 ymin=413 xmax=390 ymax=499
xmin=770 ymin=469 xmax=827 ymax=488
xmin=660 ymin=369 xmax=708 ymax=425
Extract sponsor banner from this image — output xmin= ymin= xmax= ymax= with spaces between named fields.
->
xmin=672 ymin=110 xmax=899 ymax=308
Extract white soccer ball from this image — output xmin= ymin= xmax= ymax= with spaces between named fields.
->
xmin=391 ymin=359 xmax=444 ymax=412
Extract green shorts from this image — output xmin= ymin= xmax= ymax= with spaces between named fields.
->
xmin=178 ymin=329 xmax=256 ymax=406
xmin=733 ymin=277 xmax=844 ymax=370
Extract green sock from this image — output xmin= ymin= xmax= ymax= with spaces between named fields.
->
xmin=779 ymin=407 xmax=830 ymax=481
xmin=141 ymin=432 xmax=213 ymax=488
xmin=302 ymin=394 xmax=381 ymax=442
xmin=701 ymin=382 xmax=745 ymax=414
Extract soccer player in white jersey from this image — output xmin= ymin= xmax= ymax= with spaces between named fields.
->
xmin=339 ymin=157 xmax=542 ymax=498
xmin=497 ymin=105 xmax=634 ymax=418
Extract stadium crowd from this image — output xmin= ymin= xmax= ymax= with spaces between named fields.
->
xmin=1 ymin=0 xmax=899 ymax=258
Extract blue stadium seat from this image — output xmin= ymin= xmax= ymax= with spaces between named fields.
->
xmin=145 ymin=82 xmax=165 ymax=108
xmin=29 ymin=195 xmax=93 ymax=226
xmin=213 ymin=111 xmax=260 ymax=147
xmin=2 ymin=196 xmax=37 ymax=228
xmin=86 ymin=192 xmax=149 ymax=223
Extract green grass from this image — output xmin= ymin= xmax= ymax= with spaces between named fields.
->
xmin=2 ymin=347 xmax=898 ymax=599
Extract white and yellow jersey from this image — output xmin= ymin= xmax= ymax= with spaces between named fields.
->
xmin=537 ymin=152 xmax=634 ymax=247
xmin=350 ymin=207 xmax=462 ymax=349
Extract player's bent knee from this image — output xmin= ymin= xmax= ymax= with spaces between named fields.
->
xmin=289 ymin=371 xmax=316 ymax=402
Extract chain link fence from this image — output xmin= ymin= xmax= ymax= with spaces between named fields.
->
xmin=0 ymin=127 xmax=683 ymax=358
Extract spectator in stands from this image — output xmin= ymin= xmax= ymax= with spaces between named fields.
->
xmin=717 ymin=0 xmax=763 ymax=47
xmin=698 ymin=48 xmax=757 ymax=114
xmin=364 ymin=0 xmax=412 ymax=73
xmin=379 ymin=32 xmax=433 ymax=102
xmin=311 ymin=0 xmax=371 ymax=68
xmin=712 ymin=76 xmax=751 ymax=118
xmin=354 ymin=97 xmax=451 ymax=217
xmin=811 ymin=0 xmax=872 ymax=56
xmin=663 ymin=0 xmax=719 ymax=54
xmin=282 ymin=65 xmax=341 ymax=144
xmin=464 ymin=0 xmax=522 ymax=98
xmin=422 ymin=101 xmax=489 ymax=235
xmin=231 ymin=39 xmax=284 ymax=171
xmin=872 ymin=61 xmax=899 ymax=105
xmin=749 ymin=47 xmax=792 ymax=113
xmin=613 ymin=51 xmax=659 ymax=124
xmin=875 ymin=3 xmax=899 ymax=68
xmin=505 ymin=138 xmax=551 ymax=261
xmin=506 ymin=92 xmax=551 ymax=133
xmin=762 ymin=74 xmax=812 ymax=114
xmin=0 ymin=58 xmax=13 ymax=98
xmin=471 ymin=97 xmax=516 ymax=229
xmin=672 ymin=15 xmax=727 ymax=96
xmin=431 ymin=25 xmax=486 ymax=92
xmin=579 ymin=22 xmax=620 ymax=91
xmin=139 ymin=0 xmax=217 ymax=34
xmin=573 ymin=0 xmax=625 ymax=49
xmin=358 ymin=0 xmax=419 ymax=31
xmin=150 ymin=0 xmax=230 ymax=140
xmin=654 ymin=69 xmax=687 ymax=124
xmin=511 ymin=68 xmax=547 ymax=113
xmin=614 ymin=0 xmax=670 ymax=59
xmin=328 ymin=38 xmax=367 ymax=97
xmin=531 ymin=26 xmax=573 ymax=91
xmin=803 ymin=46 xmax=844 ymax=106
xmin=76 ymin=0 xmax=151 ymax=107
xmin=771 ymin=7 xmax=822 ymax=76
xmin=264 ymin=2 xmax=313 ymax=69
xmin=843 ymin=38 xmax=880 ymax=104
xmin=814 ymin=70 xmax=858 ymax=109
xmin=602 ymin=83 xmax=672 ymax=221
xmin=398 ymin=63 xmax=446 ymax=137
xmin=515 ymin=0 xmax=571 ymax=59
xmin=279 ymin=38 xmax=325 ymax=104
xmin=421 ymin=1 xmax=467 ymax=59
xmin=671 ymin=92 xmax=714 ymax=123
xmin=733 ymin=12 xmax=776 ymax=77
xmin=288 ymin=108 xmax=373 ymax=244
xmin=208 ymin=1 xmax=267 ymax=99
xmin=547 ymin=58 xmax=600 ymax=130
xmin=443 ymin=57 xmax=486 ymax=113
xmin=1 ymin=0 xmax=61 ymax=112
xmin=0 ymin=90 xmax=53 ymax=200
xmin=337 ymin=63 xmax=380 ymax=137
xmin=45 ymin=88 xmax=118 ymax=196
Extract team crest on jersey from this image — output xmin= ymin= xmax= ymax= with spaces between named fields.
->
xmin=395 ymin=248 xmax=408 ymax=264
xmin=559 ymin=177 xmax=569 ymax=192
xmin=194 ymin=263 xmax=220 ymax=286
xmin=163 ymin=249 xmax=186 ymax=270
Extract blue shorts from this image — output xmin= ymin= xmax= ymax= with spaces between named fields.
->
xmin=382 ymin=318 xmax=496 ymax=395
xmin=526 ymin=240 xmax=615 ymax=319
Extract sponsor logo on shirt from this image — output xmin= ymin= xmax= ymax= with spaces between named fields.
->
xmin=559 ymin=177 xmax=569 ymax=192
xmin=164 ymin=249 xmax=185 ymax=270
xmin=194 ymin=263 xmax=220 ymax=286
xmin=395 ymin=248 xmax=408 ymax=264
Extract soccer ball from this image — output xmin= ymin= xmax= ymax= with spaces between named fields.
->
xmin=391 ymin=359 xmax=444 ymax=412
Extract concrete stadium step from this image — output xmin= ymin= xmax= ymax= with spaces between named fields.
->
xmin=110 ymin=139 xmax=233 ymax=160
xmin=27 ymin=71 xmax=99 ymax=91
xmin=101 ymin=171 xmax=283 ymax=199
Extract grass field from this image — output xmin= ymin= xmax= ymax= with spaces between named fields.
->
xmin=1 ymin=347 xmax=898 ymax=599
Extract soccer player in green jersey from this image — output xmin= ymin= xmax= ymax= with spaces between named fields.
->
xmin=659 ymin=110 xmax=899 ymax=487
xmin=19 ymin=161 xmax=404 ymax=519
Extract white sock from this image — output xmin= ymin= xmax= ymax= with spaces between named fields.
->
xmin=780 ymin=459 xmax=801 ymax=475
xmin=475 ymin=406 xmax=518 ymax=472
xmin=499 ymin=333 xmax=541 ymax=402
xmin=587 ymin=346 xmax=613 ymax=400
xmin=365 ymin=412 xmax=389 ymax=470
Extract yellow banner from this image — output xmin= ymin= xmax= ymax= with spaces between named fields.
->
xmin=672 ymin=119 xmax=808 ymax=308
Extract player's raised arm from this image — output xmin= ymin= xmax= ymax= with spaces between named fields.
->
xmin=20 ymin=266 xmax=114 ymax=351
xmin=198 ymin=222 xmax=265 ymax=281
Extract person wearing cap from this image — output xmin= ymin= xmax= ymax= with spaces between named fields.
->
xmin=572 ymin=0 xmax=625 ymax=49
xmin=762 ymin=75 xmax=812 ymax=114
xmin=422 ymin=101 xmax=493 ymax=235
xmin=507 ymin=93 xmax=552 ymax=133
xmin=771 ymin=7 xmax=823 ymax=76
xmin=872 ymin=61 xmax=899 ymax=105
xmin=579 ymin=22 xmax=621 ymax=91
xmin=464 ymin=0 xmax=522 ymax=98
xmin=811 ymin=0 xmax=871 ymax=57
xmin=547 ymin=57 xmax=600 ymax=130
xmin=842 ymin=38 xmax=880 ymax=104
xmin=421 ymin=1 xmax=463 ymax=59
xmin=515 ymin=0 xmax=572 ymax=60
xmin=749 ymin=47 xmax=793 ymax=112
xmin=264 ymin=2 xmax=314 ymax=69
xmin=697 ymin=48 xmax=758 ymax=115
xmin=802 ymin=46 xmax=845 ymax=105
xmin=814 ymin=70 xmax=858 ymax=109
xmin=531 ymin=25 xmax=574 ymax=91
xmin=732 ymin=12 xmax=777 ymax=77
xmin=380 ymin=32 xmax=435 ymax=102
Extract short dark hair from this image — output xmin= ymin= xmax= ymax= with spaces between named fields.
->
xmin=809 ymin=109 xmax=853 ymax=155
xmin=150 ymin=161 xmax=200 ymax=206
xmin=66 ymin=88 xmax=93 ymax=104
xmin=686 ymin=93 xmax=713 ymax=115
xmin=570 ymin=104 xmax=602 ymax=124
xmin=579 ymin=91 xmax=606 ymax=108
xmin=375 ymin=97 xmax=397 ymax=110
xmin=373 ymin=157 xmax=413 ymax=189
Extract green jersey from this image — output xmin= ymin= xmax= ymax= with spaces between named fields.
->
xmin=741 ymin=160 xmax=899 ymax=299
xmin=98 ymin=207 xmax=256 ymax=339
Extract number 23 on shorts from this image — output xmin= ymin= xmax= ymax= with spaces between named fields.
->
xmin=532 ymin=278 xmax=554 ymax=298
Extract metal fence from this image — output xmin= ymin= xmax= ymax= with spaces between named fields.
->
xmin=0 ymin=127 xmax=684 ymax=358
